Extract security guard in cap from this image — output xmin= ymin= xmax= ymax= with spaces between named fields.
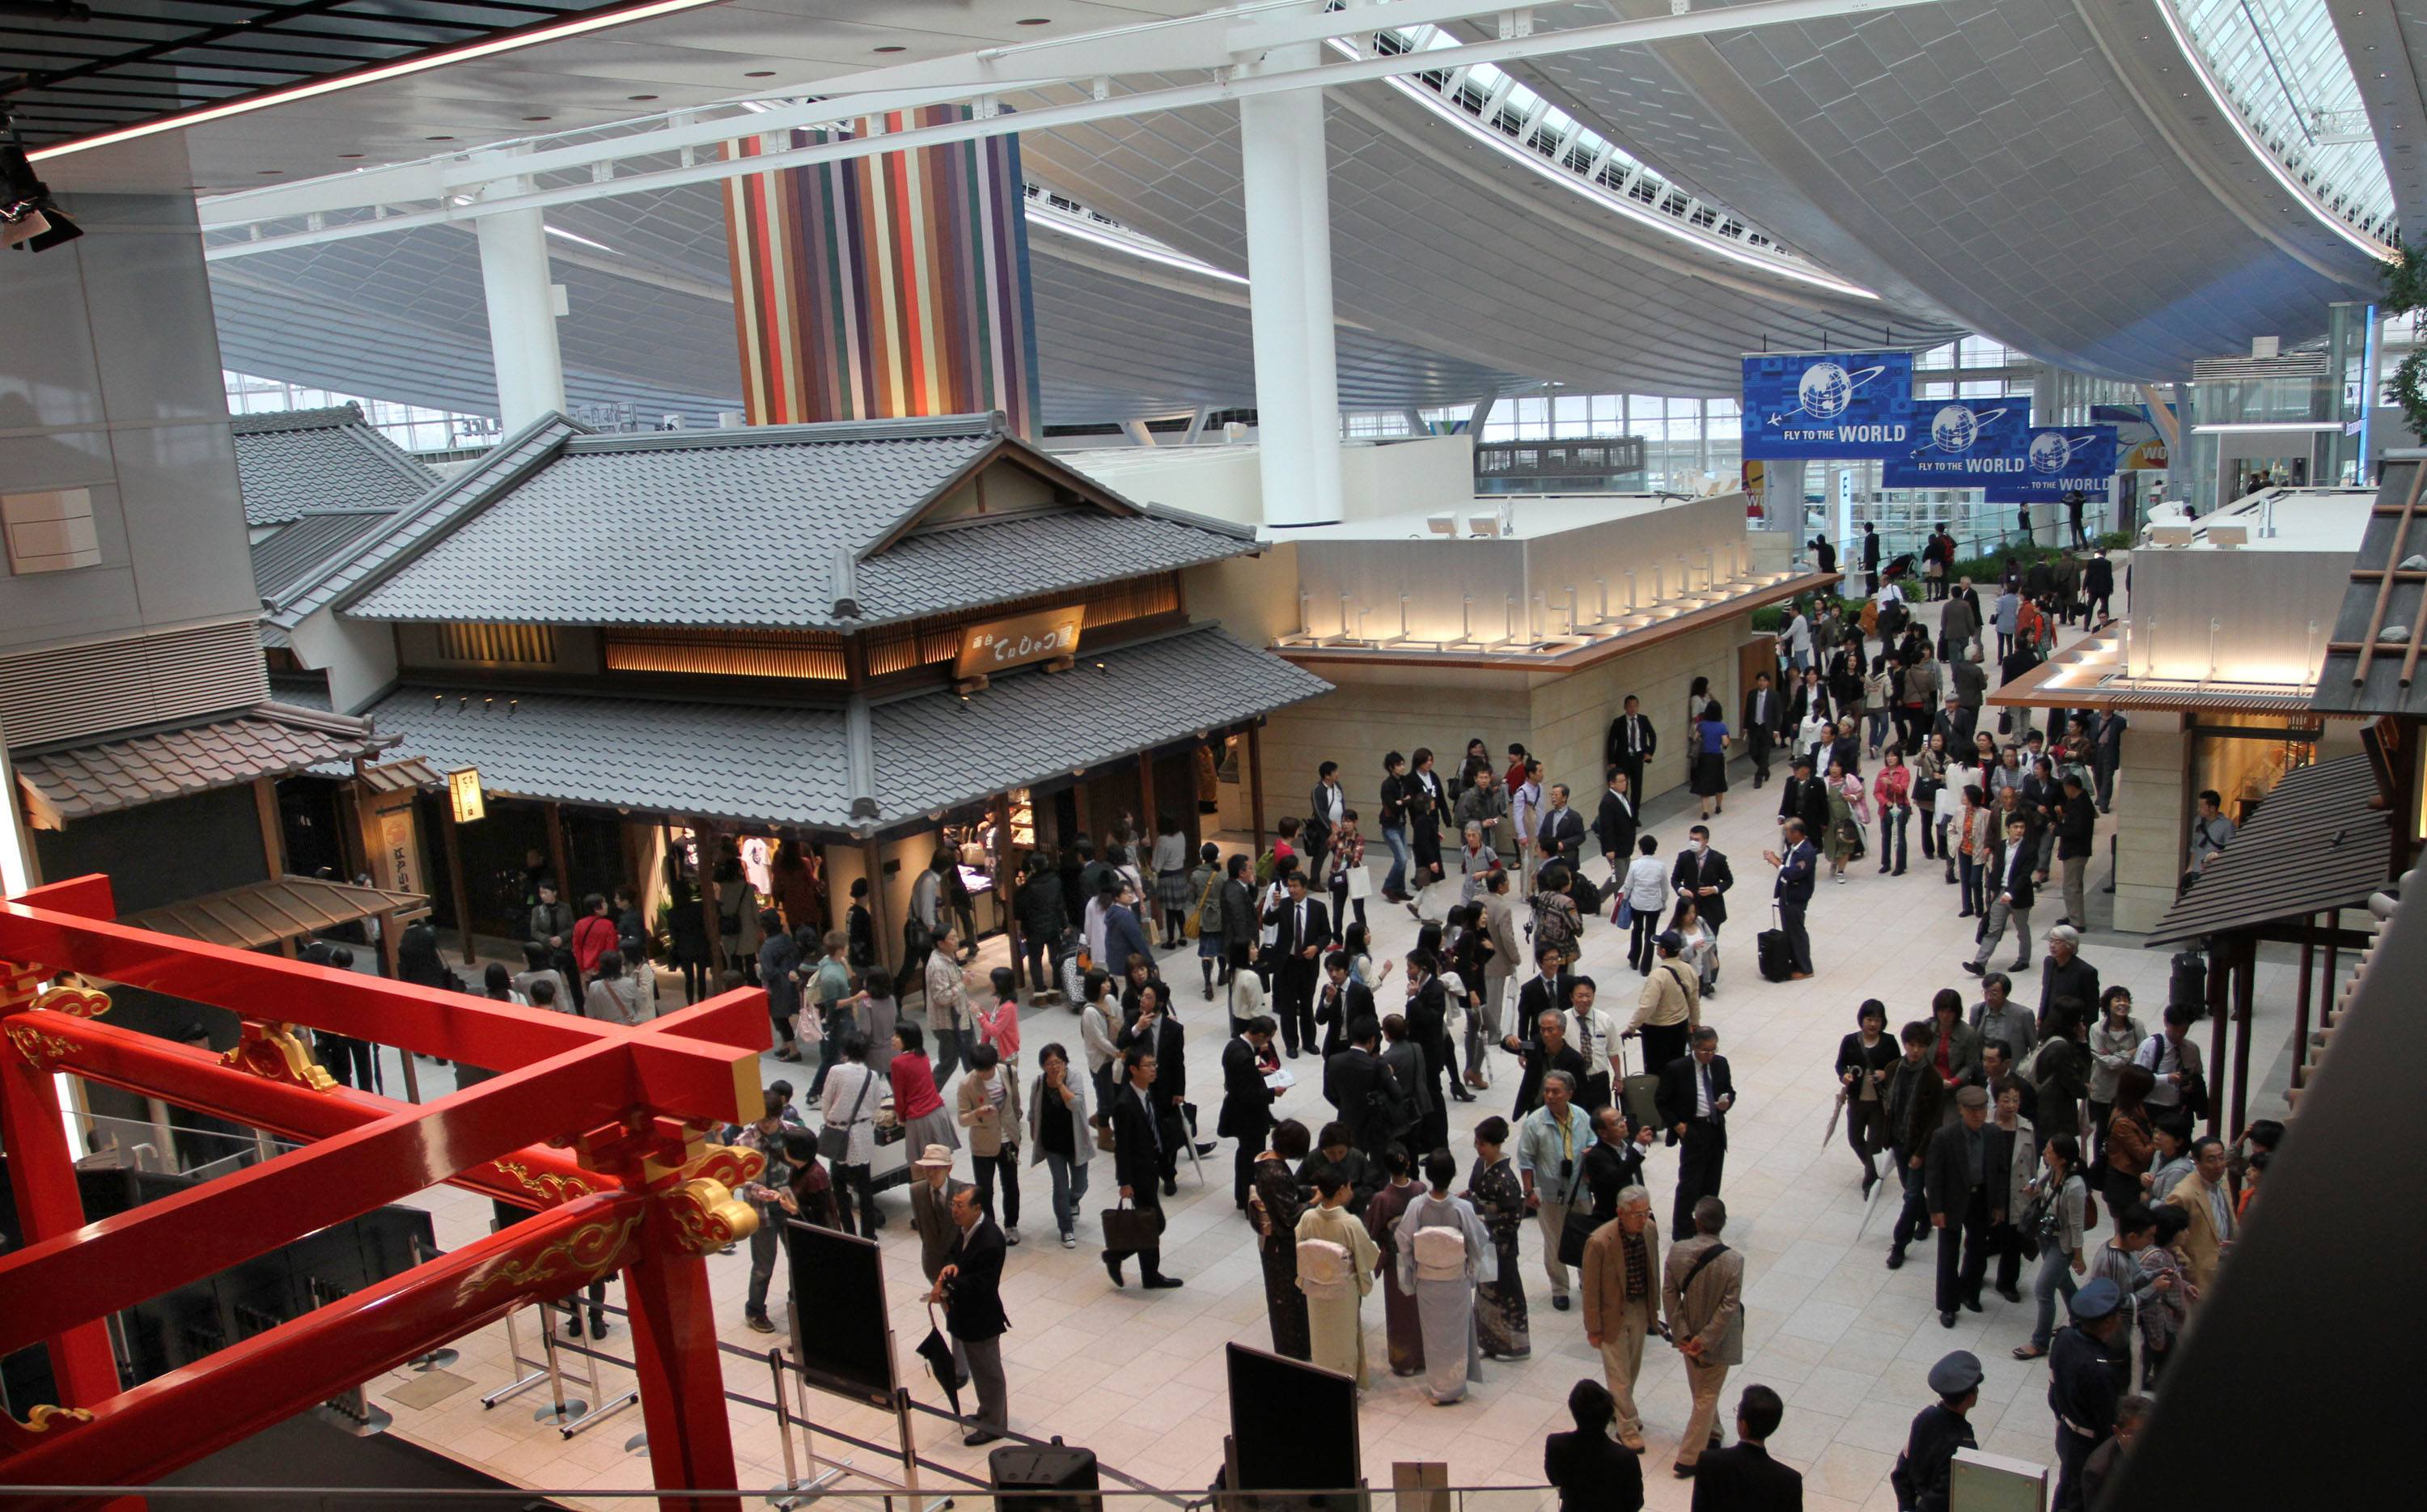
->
xmin=1890 ymin=1352 xmax=1981 ymax=1512
xmin=2048 ymin=1277 xmax=2126 ymax=1512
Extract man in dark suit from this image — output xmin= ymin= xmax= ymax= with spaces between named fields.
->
xmin=1219 ymin=1015 xmax=1277 ymax=1209
xmin=1544 ymin=1379 xmax=1645 ymax=1510
xmin=1657 ymin=1027 xmax=1734 ymax=1239
xmin=2082 ymin=549 xmax=2116 ymax=624
xmin=1115 ymin=987 xmax=1190 ymax=1190
xmin=1505 ymin=1005 xmax=1589 ymax=1121
xmin=1862 ymin=520 xmax=1883 ymax=595
xmin=1311 ymin=951 xmax=1373 ymax=1061
xmin=1923 ymin=1086 xmax=1993 ymax=1328
xmin=1323 ymin=1014 xmax=1403 ymax=1158
xmin=1761 ymin=819 xmax=1818 ymax=979
xmin=1264 ymin=870 xmax=1328 ymax=1058
xmin=1535 ymin=783 xmax=1588 ymax=875
xmin=1671 ymin=826 xmax=1734 ymax=956
xmin=1512 ymin=944 xmax=1576 ymax=1042
xmin=1605 ymin=696 xmax=1656 ymax=802
xmin=1963 ymin=815 xmax=2035 ymax=976
xmin=1217 ymin=854 xmax=1257 ymax=986
xmin=1104 ymin=1048 xmax=1182 ymax=1290
xmin=1593 ymin=769 xmax=1637 ymax=880
xmin=1741 ymin=672 xmax=1781 ymax=787
xmin=1776 ymin=758 xmax=1828 ymax=848
xmin=1690 ymin=1384 xmax=1802 ymax=1509
xmin=1306 ymin=760 xmax=1344 ymax=876
xmin=1786 ymin=668 xmax=1830 ymax=732
xmin=931 ymin=1184 xmax=1010 ymax=1444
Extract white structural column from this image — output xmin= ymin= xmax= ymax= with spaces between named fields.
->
xmin=475 ymin=182 xmax=566 ymax=431
xmin=1239 ymin=36 xmax=1344 ymax=528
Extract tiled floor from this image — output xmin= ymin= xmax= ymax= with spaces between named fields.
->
xmin=358 ymin=580 xmax=2294 ymax=1510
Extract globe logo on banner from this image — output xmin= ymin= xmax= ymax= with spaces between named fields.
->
xmin=2028 ymin=430 xmax=2098 ymax=473
xmin=1913 ymin=404 xmax=2013 ymax=459
xmin=1741 ymin=349 xmax=1916 ymax=460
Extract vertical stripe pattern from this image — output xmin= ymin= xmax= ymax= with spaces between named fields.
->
xmin=719 ymin=105 xmax=1040 ymax=438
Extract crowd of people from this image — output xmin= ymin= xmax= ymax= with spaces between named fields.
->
xmin=380 ymin=541 xmax=2280 ymax=1506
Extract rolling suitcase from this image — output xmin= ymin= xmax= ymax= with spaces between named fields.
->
xmin=1617 ymin=1038 xmax=1663 ymax=1134
xmin=1756 ymin=908 xmax=1795 ymax=982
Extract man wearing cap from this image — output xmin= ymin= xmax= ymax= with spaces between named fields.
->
xmin=1891 ymin=1352 xmax=1981 ymax=1512
xmin=2048 ymin=1278 xmax=2127 ymax=1511
xmin=907 ymin=1145 xmax=971 ymax=1377
xmin=1923 ymin=1085 xmax=1994 ymax=1327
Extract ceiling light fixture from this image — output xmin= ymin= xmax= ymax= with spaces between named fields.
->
xmin=28 ymin=0 xmax=727 ymax=163
xmin=544 ymin=222 xmax=619 ymax=254
xmin=874 ymin=44 xmax=907 ymax=53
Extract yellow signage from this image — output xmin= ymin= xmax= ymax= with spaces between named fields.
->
xmin=955 ymin=605 xmax=1085 ymax=679
xmin=447 ymin=768 xmax=486 ymax=824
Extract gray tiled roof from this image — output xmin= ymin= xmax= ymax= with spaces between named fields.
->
xmin=338 ymin=413 xmax=1255 ymax=632
xmin=250 ymin=510 xmax=392 ymax=603
xmin=228 ymin=403 xmax=438 ymax=527
xmin=357 ymin=625 xmax=1329 ymax=833
xmin=13 ymin=703 xmax=386 ymax=824
xmin=868 ymin=625 xmax=1330 ymax=820
xmin=269 ymin=413 xmax=588 ymax=628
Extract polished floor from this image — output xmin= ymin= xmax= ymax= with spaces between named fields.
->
xmin=359 ymin=583 xmax=2295 ymax=1510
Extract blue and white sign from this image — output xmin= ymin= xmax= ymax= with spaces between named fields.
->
xmin=1983 ymin=426 xmax=2118 ymax=503
xmin=1740 ymin=350 xmax=1917 ymax=460
xmin=1881 ymin=399 xmax=2035 ymax=489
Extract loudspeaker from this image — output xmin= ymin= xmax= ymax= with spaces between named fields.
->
xmin=989 ymin=1437 xmax=1100 ymax=1510
xmin=2170 ymin=951 xmax=2207 ymax=1014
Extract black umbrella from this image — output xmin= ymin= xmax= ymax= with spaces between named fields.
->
xmin=914 ymin=1303 xmax=964 ymax=1418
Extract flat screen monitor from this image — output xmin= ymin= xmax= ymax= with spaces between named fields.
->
xmin=1225 ymin=1342 xmax=1359 ymax=1497
xmin=785 ymin=1220 xmax=896 ymax=1408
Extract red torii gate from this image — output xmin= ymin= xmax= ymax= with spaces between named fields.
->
xmin=0 ymin=874 xmax=773 ymax=1512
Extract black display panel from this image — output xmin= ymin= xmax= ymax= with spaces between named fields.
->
xmin=784 ymin=1219 xmax=896 ymax=1408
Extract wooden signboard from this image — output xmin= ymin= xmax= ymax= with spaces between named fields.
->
xmin=955 ymin=604 xmax=1084 ymax=678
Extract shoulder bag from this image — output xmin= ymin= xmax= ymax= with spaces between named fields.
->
xmin=1677 ymin=1240 xmax=1732 ymax=1299
xmin=817 ymin=1066 xmax=874 ymax=1162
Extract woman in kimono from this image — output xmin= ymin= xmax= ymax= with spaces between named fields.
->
xmin=1249 ymin=1119 xmax=1314 ymax=1361
xmin=1466 ymin=1116 xmax=1531 ymax=1361
xmin=1363 ymin=1148 xmax=1425 ymax=1377
xmin=1296 ymin=1164 xmax=1380 ymax=1387
xmin=1394 ymin=1147 xmax=1490 ymax=1405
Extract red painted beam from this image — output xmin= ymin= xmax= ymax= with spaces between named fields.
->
xmin=0 ymin=1044 xmax=650 ymax=1360
xmin=622 ymin=1241 xmax=746 ymax=1512
xmin=28 ymin=1013 xmax=612 ymax=1209
xmin=0 ymin=1192 xmax=650 ymax=1506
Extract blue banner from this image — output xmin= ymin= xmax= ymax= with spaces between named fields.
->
xmin=1880 ymin=398 xmax=2036 ymax=489
xmin=1740 ymin=350 xmax=1916 ymax=459
xmin=1984 ymin=426 xmax=2119 ymax=502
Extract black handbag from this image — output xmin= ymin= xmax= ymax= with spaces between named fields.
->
xmin=1557 ymin=1207 xmax=1607 ymax=1268
xmin=1099 ymin=1198 xmax=1164 ymax=1252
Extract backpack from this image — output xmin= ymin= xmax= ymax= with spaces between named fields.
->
xmin=1529 ymin=893 xmax=1578 ymax=955
xmin=1295 ymin=1237 xmax=1356 ymax=1301
xmin=1255 ymin=847 xmax=1278 ymax=886
xmin=1411 ymin=1222 xmax=1468 ymax=1281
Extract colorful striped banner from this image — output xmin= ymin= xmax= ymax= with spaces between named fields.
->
xmin=722 ymin=107 xmax=1041 ymax=438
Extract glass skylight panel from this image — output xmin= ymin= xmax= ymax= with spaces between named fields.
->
xmin=2169 ymin=0 xmax=2395 ymax=245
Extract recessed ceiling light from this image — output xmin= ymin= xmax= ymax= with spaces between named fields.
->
xmin=874 ymin=44 xmax=906 ymax=52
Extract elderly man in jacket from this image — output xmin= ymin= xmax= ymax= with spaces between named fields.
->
xmin=2162 ymin=1136 xmax=2236 ymax=1301
xmin=1582 ymin=1185 xmax=1662 ymax=1452
xmin=1662 ymin=1195 xmax=1745 ymax=1480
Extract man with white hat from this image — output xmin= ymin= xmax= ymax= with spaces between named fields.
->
xmin=1890 ymin=1351 xmax=1981 ymax=1512
xmin=907 ymin=1144 xmax=970 ymax=1379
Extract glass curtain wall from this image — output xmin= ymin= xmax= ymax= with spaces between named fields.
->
xmin=224 ymin=371 xmax=501 ymax=455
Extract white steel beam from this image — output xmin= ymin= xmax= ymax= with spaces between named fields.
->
xmin=201 ymin=0 xmax=1950 ymax=251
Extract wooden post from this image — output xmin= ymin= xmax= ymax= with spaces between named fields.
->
xmin=1246 ymin=722 xmax=1268 ymax=855
xmin=993 ymin=792 xmax=1024 ymax=993
xmin=439 ymin=799 xmax=476 ymax=967
xmin=546 ymin=800 xmax=573 ymax=899
xmin=252 ymin=776 xmax=300 ymax=956
xmin=2229 ymin=933 xmax=2257 ymax=1137
xmin=1137 ymin=749 xmax=1159 ymax=833
xmin=2293 ymin=913 xmax=2317 ymax=1091
xmin=861 ymin=836 xmax=892 ymax=977
xmin=697 ymin=821 xmax=726 ymax=979
xmin=2204 ymin=936 xmax=2230 ymax=1139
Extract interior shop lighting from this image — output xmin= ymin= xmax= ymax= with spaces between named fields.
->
xmin=28 ymin=0 xmax=726 ymax=162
